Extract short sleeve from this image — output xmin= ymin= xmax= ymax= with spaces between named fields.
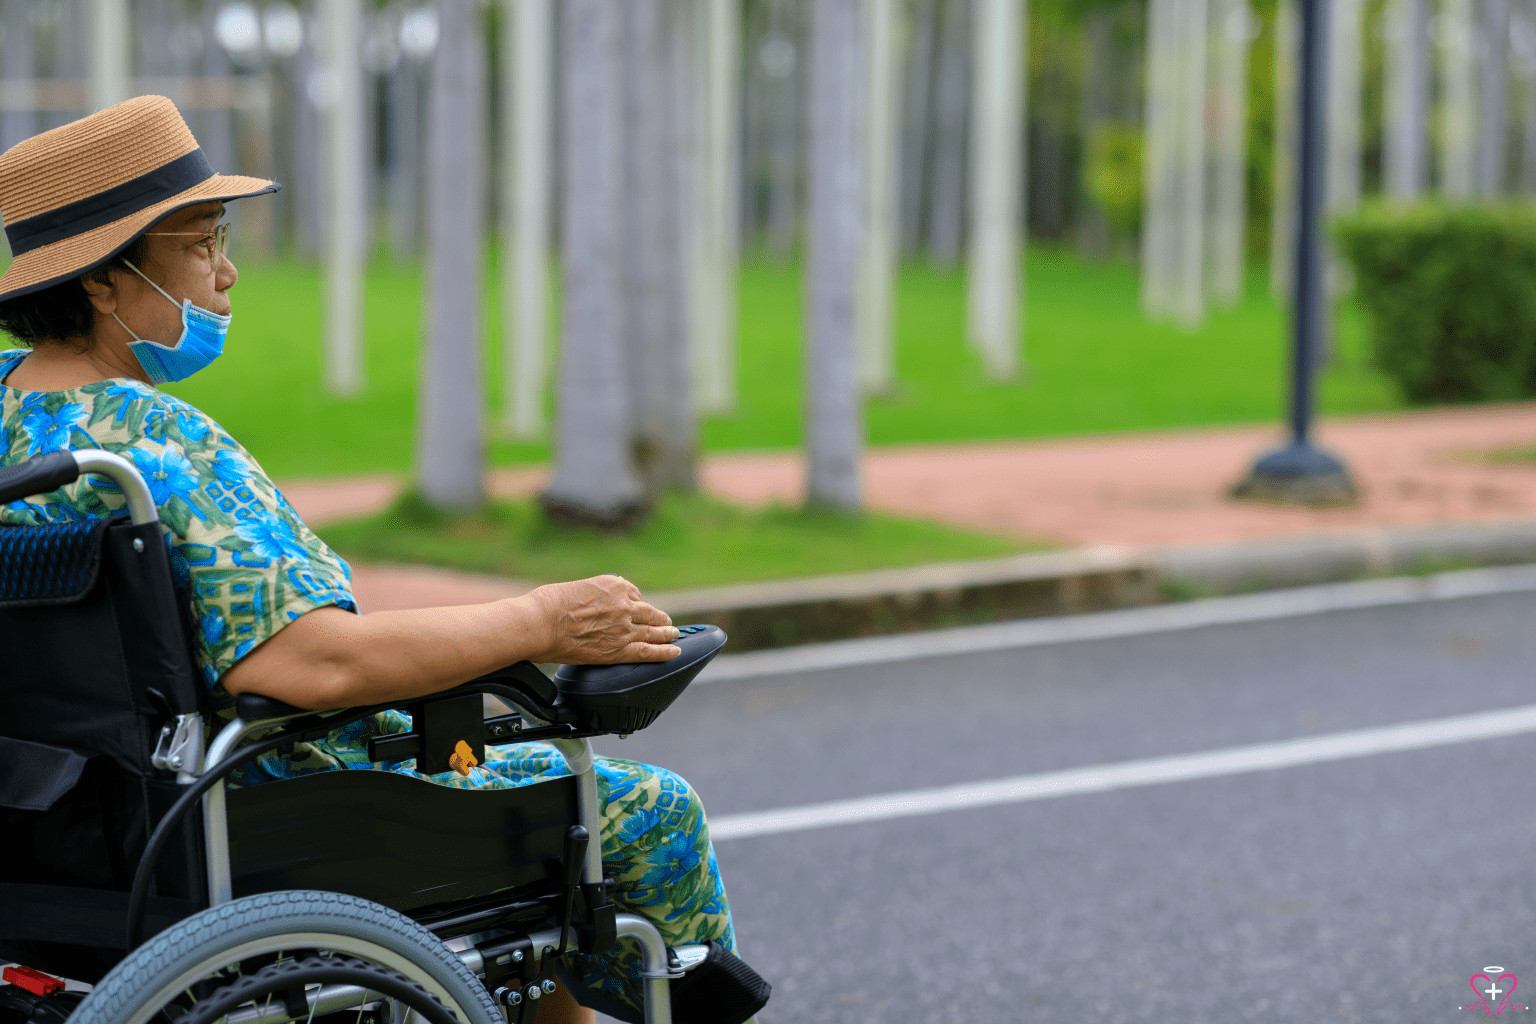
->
xmin=117 ymin=398 xmax=356 ymax=688
xmin=1 ymin=374 xmax=356 ymax=690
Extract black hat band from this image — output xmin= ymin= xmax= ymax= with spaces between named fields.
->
xmin=4 ymin=147 xmax=215 ymax=256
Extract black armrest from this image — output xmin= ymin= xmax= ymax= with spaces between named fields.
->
xmin=235 ymin=692 xmax=312 ymax=723
xmin=0 ymin=450 xmax=78 ymax=504
xmin=465 ymin=660 xmax=561 ymax=720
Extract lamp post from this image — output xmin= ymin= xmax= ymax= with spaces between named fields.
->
xmin=1233 ymin=0 xmax=1356 ymax=504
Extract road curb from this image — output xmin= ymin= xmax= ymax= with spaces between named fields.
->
xmin=649 ymin=518 xmax=1536 ymax=652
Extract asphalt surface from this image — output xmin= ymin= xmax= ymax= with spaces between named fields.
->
xmin=592 ymin=589 xmax=1536 ymax=1023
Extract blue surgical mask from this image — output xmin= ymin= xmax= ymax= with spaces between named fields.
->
xmin=112 ymin=258 xmax=232 ymax=385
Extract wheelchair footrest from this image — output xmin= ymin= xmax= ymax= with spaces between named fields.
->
xmin=670 ymin=941 xmax=771 ymax=1024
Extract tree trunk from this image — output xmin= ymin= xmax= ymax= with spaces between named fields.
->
xmin=198 ymin=0 xmax=235 ymax=169
xmin=1208 ymin=0 xmax=1250 ymax=308
xmin=1477 ymin=0 xmax=1510 ymax=194
xmin=1077 ymin=7 xmax=1112 ymax=257
xmin=624 ymin=0 xmax=697 ymax=497
xmin=967 ymin=0 xmax=1024 ymax=377
xmin=321 ymin=0 xmax=366 ymax=396
xmin=1141 ymin=0 xmax=1177 ymax=314
xmin=1384 ymin=0 xmax=1430 ymax=201
xmin=1523 ymin=0 xmax=1536 ymax=195
xmin=542 ymin=0 xmax=646 ymax=528
xmin=804 ymin=0 xmax=864 ymax=512
xmin=44 ymin=0 xmax=86 ymax=131
xmin=689 ymin=0 xmax=741 ymax=414
xmin=1269 ymin=0 xmax=1296 ymax=301
xmin=296 ymin=0 xmax=325 ymax=256
xmin=899 ymin=0 xmax=939 ymax=255
xmin=387 ymin=36 xmax=424 ymax=261
xmin=858 ymin=0 xmax=900 ymax=394
xmin=0 ymin=0 xmax=36 ymax=262
xmin=761 ymin=0 xmax=802 ymax=260
xmin=1172 ymin=0 xmax=1208 ymax=327
xmin=500 ymin=0 xmax=552 ymax=438
xmin=416 ymin=0 xmax=487 ymax=512
xmin=89 ymin=0 xmax=129 ymax=112
xmin=1440 ymin=0 xmax=1476 ymax=198
xmin=927 ymin=0 xmax=970 ymax=267
xmin=1327 ymin=0 xmax=1362 ymax=212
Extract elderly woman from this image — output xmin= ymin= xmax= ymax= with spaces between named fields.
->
xmin=0 ymin=97 xmax=739 ymax=1024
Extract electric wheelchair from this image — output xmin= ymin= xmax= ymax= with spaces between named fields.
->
xmin=0 ymin=449 xmax=769 ymax=1024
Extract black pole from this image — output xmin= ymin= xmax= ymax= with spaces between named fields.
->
xmin=1291 ymin=0 xmax=1325 ymax=448
xmin=1233 ymin=0 xmax=1356 ymax=503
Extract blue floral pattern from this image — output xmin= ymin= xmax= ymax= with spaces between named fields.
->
xmin=0 ymin=349 xmax=353 ymax=689
xmin=0 ymin=349 xmax=737 ymax=1017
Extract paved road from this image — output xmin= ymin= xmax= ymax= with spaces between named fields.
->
xmin=594 ymin=590 xmax=1536 ymax=1023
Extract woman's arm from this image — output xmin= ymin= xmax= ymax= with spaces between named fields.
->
xmin=219 ymin=574 xmax=681 ymax=710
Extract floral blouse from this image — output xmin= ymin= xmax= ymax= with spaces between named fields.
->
xmin=0 ymin=348 xmax=374 ymax=783
xmin=1 ymin=349 xmax=560 ymax=792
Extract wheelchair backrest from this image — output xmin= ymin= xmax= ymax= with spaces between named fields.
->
xmin=0 ymin=515 xmax=204 ymax=773
xmin=0 ymin=515 xmax=206 ymax=921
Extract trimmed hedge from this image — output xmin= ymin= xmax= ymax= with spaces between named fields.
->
xmin=1334 ymin=203 xmax=1536 ymax=403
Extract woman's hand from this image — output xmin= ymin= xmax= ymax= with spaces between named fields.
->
xmin=522 ymin=574 xmax=682 ymax=665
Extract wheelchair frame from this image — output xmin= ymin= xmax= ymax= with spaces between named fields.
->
xmin=0 ymin=448 xmax=753 ymax=1024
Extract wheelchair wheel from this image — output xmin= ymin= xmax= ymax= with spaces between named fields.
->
xmin=67 ymin=890 xmax=502 ymax=1024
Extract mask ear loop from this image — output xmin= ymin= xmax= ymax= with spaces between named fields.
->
xmin=112 ymin=257 xmax=187 ymax=349
xmin=111 ymin=310 xmax=146 ymax=344
xmin=119 ymin=257 xmax=186 ymax=312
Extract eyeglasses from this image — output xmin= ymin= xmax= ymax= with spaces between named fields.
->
xmin=144 ymin=222 xmax=230 ymax=266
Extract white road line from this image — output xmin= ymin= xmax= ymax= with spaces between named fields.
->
xmin=699 ymin=563 xmax=1536 ymax=683
xmin=708 ymin=702 xmax=1536 ymax=841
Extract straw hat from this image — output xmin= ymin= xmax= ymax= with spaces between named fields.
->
xmin=0 ymin=95 xmax=277 ymax=303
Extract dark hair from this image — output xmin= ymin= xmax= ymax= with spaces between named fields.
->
xmin=0 ymin=236 xmax=150 ymax=348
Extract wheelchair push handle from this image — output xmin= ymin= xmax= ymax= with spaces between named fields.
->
xmin=0 ymin=448 xmax=159 ymax=525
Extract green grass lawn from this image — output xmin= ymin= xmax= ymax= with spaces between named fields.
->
xmin=142 ymin=247 xmax=1402 ymax=481
xmin=322 ymin=492 xmax=1036 ymax=592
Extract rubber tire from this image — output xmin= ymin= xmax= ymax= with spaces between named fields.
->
xmin=66 ymin=890 xmax=502 ymax=1024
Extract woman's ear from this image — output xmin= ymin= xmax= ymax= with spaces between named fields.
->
xmin=79 ymin=267 xmax=119 ymax=315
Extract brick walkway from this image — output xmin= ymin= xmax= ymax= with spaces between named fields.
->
xmin=280 ymin=402 xmax=1536 ymax=611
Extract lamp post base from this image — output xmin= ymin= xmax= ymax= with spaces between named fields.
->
xmin=1232 ymin=442 xmax=1358 ymax=506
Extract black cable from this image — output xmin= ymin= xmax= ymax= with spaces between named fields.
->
xmin=125 ymin=731 xmax=288 ymax=950
xmin=124 ymin=704 xmax=387 ymax=949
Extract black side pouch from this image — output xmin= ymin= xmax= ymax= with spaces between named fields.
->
xmin=670 ymin=941 xmax=771 ymax=1024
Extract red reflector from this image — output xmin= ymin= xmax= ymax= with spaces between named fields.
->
xmin=2 ymin=965 xmax=64 ymax=997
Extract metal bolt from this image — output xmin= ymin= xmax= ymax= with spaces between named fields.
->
xmin=168 ymin=755 xmax=182 ymax=770
xmin=132 ymin=538 xmax=144 ymax=552
xmin=525 ymin=984 xmax=542 ymax=1001
xmin=511 ymin=950 xmax=523 ymax=962
xmin=540 ymin=979 xmax=557 ymax=995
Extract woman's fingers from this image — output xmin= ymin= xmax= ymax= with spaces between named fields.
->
xmin=622 ymin=641 xmax=682 ymax=662
xmin=629 ymin=599 xmax=672 ymax=627
xmin=639 ymin=623 xmax=681 ymax=644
